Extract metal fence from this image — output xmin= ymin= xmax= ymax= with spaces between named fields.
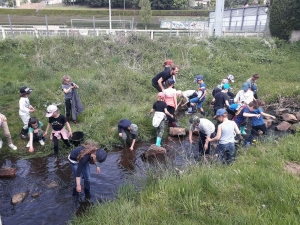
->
xmin=209 ymin=5 xmax=268 ymax=36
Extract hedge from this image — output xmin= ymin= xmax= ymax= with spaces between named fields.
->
xmin=0 ymin=8 xmax=208 ymax=17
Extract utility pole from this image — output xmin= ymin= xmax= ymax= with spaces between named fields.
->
xmin=214 ymin=0 xmax=225 ymax=36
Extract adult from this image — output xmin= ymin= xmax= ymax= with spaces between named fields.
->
xmin=118 ymin=119 xmax=138 ymax=151
xmin=188 ymin=116 xmax=215 ymax=156
xmin=152 ymin=66 xmax=179 ymax=92
xmin=68 ymin=140 xmax=107 ymax=198
xmin=163 ymin=59 xmax=176 ymax=84
xmin=246 ymin=73 xmax=259 ymax=99
xmin=234 ymin=82 xmax=254 ymax=105
xmin=211 ymin=84 xmax=231 ymax=116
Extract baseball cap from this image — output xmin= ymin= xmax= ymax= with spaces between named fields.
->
xmin=167 ymin=78 xmax=175 ymax=84
xmin=189 ymin=116 xmax=200 ymax=124
xmin=20 ymin=86 xmax=32 ymax=94
xmin=130 ymin=124 xmax=138 ymax=135
xmin=96 ymin=149 xmax=107 ymax=163
xmin=165 ymin=59 xmax=173 ymax=65
xmin=222 ymin=79 xmax=229 ymax=84
xmin=242 ymin=82 xmax=250 ymax=91
xmin=227 ymin=74 xmax=235 ymax=82
xmin=194 ymin=75 xmax=203 ymax=83
xmin=46 ymin=105 xmax=58 ymax=117
xmin=158 ymin=92 xmax=165 ymax=98
xmin=223 ymin=83 xmax=230 ymax=90
xmin=216 ymin=108 xmax=227 ymax=117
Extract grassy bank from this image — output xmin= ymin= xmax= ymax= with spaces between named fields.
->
xmin=0 ymin=35 xmax=300 ymax=223
xmin=0 ymin=36 xmax=299 ymax=157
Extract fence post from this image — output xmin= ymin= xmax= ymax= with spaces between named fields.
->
xmin=228 ymin=9 xmax=233 ymax=31
xmin=258 ymin=21 xmax=261 ymax=38
xmin=150 ymin=31 xmax=153 ymax=40
xmin=45 ymin=15 xmax=49 ymax=37
xmin=234 ymin=21 xmax=237 ymax=36
xmin=0 ymin=27 xmax=5 ymax=40
xmin=7 ymin=14 xmax=14 ymax=39
xmin=254 ymin=6 xmax=259 ymax=31
xmin=241 ymin=8 xmax=245 ymax=31
xmin=93 ymin=16 xmax=96 ymax=36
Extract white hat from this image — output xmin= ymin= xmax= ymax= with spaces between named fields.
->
xmin=46 ymin=105 xmax=58 ymax=117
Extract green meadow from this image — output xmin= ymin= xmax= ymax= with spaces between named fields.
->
xmin=0 ymin=36 xmax=300 ymax=223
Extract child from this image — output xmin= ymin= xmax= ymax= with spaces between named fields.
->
xmin=190 ymin=75 xmax=207 ymax=116
xmin=19 ymin=86 xmax=35 ymax=139
xmin=0 ymin=113 xmax=17 ymax=150
xmin=211 ymin=83 xmax=231 ymax=116
xmin=246 ymin=74 xmax=259 ymax=99
xmin=62 ymin=75 xmax=79 ymax=124
xmin=244 ymin=101 xmax=276 ymax=147
xmin=234 ymin=101 xmax=261 ymax=135
xmin=163 ymin=78 xmax=177 ymax=127
xmin=176 ymin=90 xmax=198 ymax=114
xmin=207 ymin=109 xmax=241 ymax=165
xmin=27 ymin=117 xmax=45 ymax=153
xmin=68 ymin=140 xmax=107 ymax=198
xmin=118 ymin=119 xmax=138 ymax=151
xmin=149 ymin=92 xmax=173 ymax=147
xmin=44 ymin=105 xmax=73 ymax=158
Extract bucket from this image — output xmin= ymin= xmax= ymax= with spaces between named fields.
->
xmin=70 ymin=131 xmax=84 ymax=146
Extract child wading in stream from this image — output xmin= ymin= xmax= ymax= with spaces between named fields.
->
xmin=148 ymin=92 xmax=173 ymax=147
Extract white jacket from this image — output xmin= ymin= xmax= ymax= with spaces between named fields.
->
xmin=19 ymin=97 xmax=30 ymax=116
xmin=152 ymin=112 xmax=166 ymax=127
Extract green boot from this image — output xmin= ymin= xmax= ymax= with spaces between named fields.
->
xmin=156 ymin=137 xmax=162 ymax=147
xmin=240 ymin=126 xmax=247 ymax=135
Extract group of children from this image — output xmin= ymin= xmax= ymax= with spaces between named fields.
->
xmin=150 ymin=60 xmax=276 ymax=164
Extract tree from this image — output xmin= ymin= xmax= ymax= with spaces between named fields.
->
xmin=139 ymin=0 xmax=152 ymax=29
xmin=150 ymin=0 xmax=174 ymax=9
xmin=173 ymin=0 xmax=188 ymax=9
xmin=269 ymin=0 xmax=300 ymax=40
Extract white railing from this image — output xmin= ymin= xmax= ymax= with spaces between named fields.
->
xmin=0 ymin=26 xmax=264 ymax=40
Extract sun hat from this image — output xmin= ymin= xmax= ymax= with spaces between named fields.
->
xmin=227 ymin=74 xmax=235 ymax=82
xmin=222 ymin=79 xmax=229 ymax=84
xmin=194 ymin=75 xmax=203 ymax=83
xmin=158 ymin=92 xmax=165 ymax=98
xmin=223 ymin=83 xmax=231 ymax=90
xmin=96 ymin=149 xmax=107 ymax=163
xmin=242 ymin=82 xmax=250 ymax=91
xmin=130 ymin=124 xmax=138 ymax=135
xmin=20 ymin=86 xmax=32 ymax=94
xmin=167 ymin=78 xmax=175 ymax=84
xmin=46 ymin=105 xmax=58 ymax=117
xmin=216 ymin=108 xmax=227 ymax=117
xmin=189 ymin=116 xmax=200 ymax=124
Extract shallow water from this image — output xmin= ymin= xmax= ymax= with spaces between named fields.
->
xmin=0 ymin=116 xmax=291 ymax=225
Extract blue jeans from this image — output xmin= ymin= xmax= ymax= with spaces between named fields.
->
xmin=216 ymin=142 xmax=235 ymax=165
xmin=190 ymin=97 xmax=206 ymax=109
xmin=70 ymin=162 xmax=91 ymax=192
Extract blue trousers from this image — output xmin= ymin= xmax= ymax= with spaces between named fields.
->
xmin=70 ymin=162 xmax=91 ymax=193
xmin=216 ymin=142 xmax=235 ymax=165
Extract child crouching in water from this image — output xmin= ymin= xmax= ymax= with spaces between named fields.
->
xmin=149 ymin=92 xmax=174 ymax=147
xmin=27 ymin=117 xmax=45 ymax=153
xmin=244 ymin=100 xmax=276 ymax=147
xmin=44 ymin=105 xmax=73 ymax=158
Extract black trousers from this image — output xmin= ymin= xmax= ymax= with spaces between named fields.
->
xmin=166 ymin=106 xmax=176 ymax=123
xmin=52 ymin=133 xmax=71 ymax=155
xmin=246 ymin=124 xmax=267 ymax=143
xmin=65 ymin=99 xmax=71 ymax=118
xmin=199 ymin=132 xmax=215 ymax=156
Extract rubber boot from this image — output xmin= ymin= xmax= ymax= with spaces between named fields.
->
xmin=156 ymin=137 xmax=162 ymax=147
xmin=171 ymin=122 xmax=177 ymax=127
xmin=191 ymin=106 xmax=197 ymax=113
xmin=240 ymin=126 xmax=247 ymax=135
xmin=84 ymin=188 xmax=91 ymax=199
xmin=201 ymin=111 xmax=206 ymax=117
xmin=20 ymin=128 xmax=28 ymax=139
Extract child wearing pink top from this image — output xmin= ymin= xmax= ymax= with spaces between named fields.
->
xmin=163 ymin=79 xmax=177 ymax=127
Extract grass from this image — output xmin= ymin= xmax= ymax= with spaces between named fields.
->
xmin=0 ymin=35 xmax=300 ymax=223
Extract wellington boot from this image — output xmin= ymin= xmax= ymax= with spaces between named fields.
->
xmin=156 ymin=137 xmax=162 ymax=147
xmin=240 ymin=126 xmax=247 ymax=135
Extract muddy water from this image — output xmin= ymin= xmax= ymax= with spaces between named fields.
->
xmin=0 ymin=110 xmax=291 ymax=225
xmin=0 ymin=137 xmax=194 ymax=225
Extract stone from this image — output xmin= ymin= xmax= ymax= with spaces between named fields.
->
xmin=275 ymin=108 xmax=290 ymax=115
xmin=31 ymin=192 xmax=41 ymax=198
xmin=281 ymin=113 xmax=298 ymax=123
xmin=47 ymin=181 xmax=58 ymax=188
xmin=264 ymin=119 xmax=273 ymax=128
xmin=12 ymin=191 xmax=29 ymax=205
xmin=290 ymin=122 xmax=300 ymax=132
xmin=169 ymin=127 xmax=187 ymax=136
xmin=144 ymin=144 xmax=166 ymax=158
xmin=0 ymin=167 xmax=17 ymax=178
xmin=295 ymin=112 xmax=300 ymax=120
xmin=276 ymin=121 xmax=292 ymax=131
